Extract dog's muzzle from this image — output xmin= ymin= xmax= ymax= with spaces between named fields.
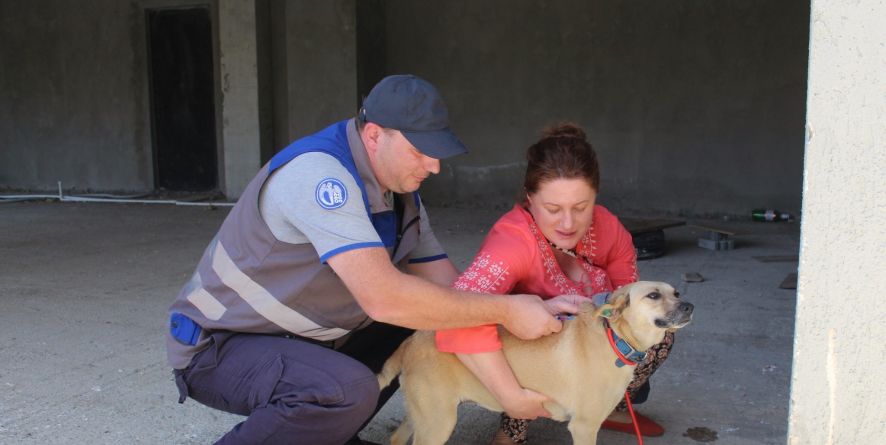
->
xmin=656 ymin=302 xmax=694 ymax=328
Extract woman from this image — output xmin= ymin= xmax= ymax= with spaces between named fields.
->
xmin=436 ymin=123 xmax=674 ymax=444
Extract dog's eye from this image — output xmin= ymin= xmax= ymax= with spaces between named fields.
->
xmin=647 ymin=292 xmax=661 ymax=300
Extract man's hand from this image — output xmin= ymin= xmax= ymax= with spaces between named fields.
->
xmin=502 ymin=294 xmax=564 ymax=340
xmin=500 ymin=388 xmax=553 ymax=420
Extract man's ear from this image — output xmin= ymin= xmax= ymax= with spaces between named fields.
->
xmin=361 ymin=122 xmax=383 ymax=155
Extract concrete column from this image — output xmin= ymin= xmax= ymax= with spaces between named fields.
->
xmin=218 ymin=0 xmax=261 ymax=199
xmin=789 ymin=1 xmax=886 ymax=443
xmin=282 ymin=0 xmax=358 ymax=142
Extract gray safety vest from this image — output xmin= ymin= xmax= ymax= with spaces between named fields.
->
xmin=166 ymin=119 xmax=425 ymax=369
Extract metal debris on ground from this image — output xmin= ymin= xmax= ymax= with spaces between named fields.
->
xmin=684 ymin=426 xmax=719 ymax=442
xmin=682 ymin=272 xmax=705 ymax=282
xmin=690 ymin=223 xmax=740 ymax=251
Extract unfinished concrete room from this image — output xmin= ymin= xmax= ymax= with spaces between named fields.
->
xmin=1 ymin=1 xmax=883 ymax=444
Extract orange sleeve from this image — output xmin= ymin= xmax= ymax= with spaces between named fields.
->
xmin=603 ymin=210 xmax=639 ymax=288
xmin=435 ymin=324 xmax=502 ymax=353
xmin=435 ymin=218 xmax=533 ymax=353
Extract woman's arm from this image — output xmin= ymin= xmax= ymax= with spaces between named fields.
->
xmin=456 ymin=350 xmax=552 ymax=420
xmin=405 ymin=256 xmax=459 ymax=287
xmin=329 ymin=248 xmax=561 ymax=338
xmin=602 ymin=211 xmax=639 ymax=287
xmin=436 ymin=212 xmax=575 ymax=418
xmin=435 ymin=224 xmax=535 ymax=352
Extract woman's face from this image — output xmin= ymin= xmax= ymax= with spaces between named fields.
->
xmin=526 ymin=177 xmax=597 ymax=250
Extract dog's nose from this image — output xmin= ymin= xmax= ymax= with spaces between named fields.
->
xmin=678 ymin=302 xmax=694 ymax=314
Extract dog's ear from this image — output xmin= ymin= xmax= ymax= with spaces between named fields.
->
xmin=595 ymin=285 xmax=631 ymax=321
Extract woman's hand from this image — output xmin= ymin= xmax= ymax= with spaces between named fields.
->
xmin=500 ymin=387 xmax=553 ymax=420
xmin=543 ymin=294 xmax=589 ymax=316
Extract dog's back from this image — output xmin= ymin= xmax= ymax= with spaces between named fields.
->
xmin=378 ymin=281 xmax=692 ymax=445
xmin=377 ymin=306 xmax=631 ymax=445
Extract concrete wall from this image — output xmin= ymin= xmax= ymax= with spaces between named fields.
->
xmin=789 ymin=0 xmax=886 ymax=443
xmin=0 ymin=0 xmax=362 ymax=196
xmin=218 ymin=0 xmax=261 ymax=198
xmin=384 ymin=0 xmax=810 ymax=216
xmin=272 ymin=0 xmax=359 ymax=147
xmin=0 ymin=0 xmax=152 ymax=192
xmin=0 ymin=0 xmax=265 ymax=198
xmin=355 ymin=0 xmax=387 ymax=103
xmin=0 ymin=0 xmax=810 ymax=217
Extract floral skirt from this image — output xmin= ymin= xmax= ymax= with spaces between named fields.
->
xmin=498 ymin=331 xmax=675 ymax=443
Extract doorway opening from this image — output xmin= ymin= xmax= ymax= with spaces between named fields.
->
xmin=147 ymin=7 xmax=218 ymax=191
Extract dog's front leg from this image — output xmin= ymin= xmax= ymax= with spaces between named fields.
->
xmin=390 ymin=417 xmax=413 ymax=445
xmin=566 ymin=418 xmax=599 ymax=445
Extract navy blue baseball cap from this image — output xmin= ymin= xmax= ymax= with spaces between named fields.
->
xmin=359 ymin=74 xmax=468 ymax=159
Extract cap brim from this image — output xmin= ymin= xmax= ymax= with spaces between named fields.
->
xmin=401 ymin=128 xmax=468 ymax=160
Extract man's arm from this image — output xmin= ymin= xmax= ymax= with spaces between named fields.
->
xmin=327 ymin=247 xmax=576 ymax=339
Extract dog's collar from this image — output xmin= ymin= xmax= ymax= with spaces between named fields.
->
xmin=603 ymin=319 xmax=646 ymax=368
xmin=591 ymin=291 xmax=612 ymax=307
xmin=594 ymin=291 xmax=646 ymax=367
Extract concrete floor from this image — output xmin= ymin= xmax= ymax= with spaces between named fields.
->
xmin=0 ymin=201 xmax=799 ymax=444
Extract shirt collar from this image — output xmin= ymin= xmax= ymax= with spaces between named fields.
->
xmin=346 ymin=119 xmax=391 ymax=213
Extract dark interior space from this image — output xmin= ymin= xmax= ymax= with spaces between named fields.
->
xmin=147 ymin=7 xmax=217 ymax=191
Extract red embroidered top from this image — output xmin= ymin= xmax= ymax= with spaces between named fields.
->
xmin=435 ymin=204 xmax=638 ymax=353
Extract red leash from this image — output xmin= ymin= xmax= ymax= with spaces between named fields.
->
xmin=623 ymin=389 xmax=643 ymax=445
xmin=606 ymin=326 xmax=643 ymax=445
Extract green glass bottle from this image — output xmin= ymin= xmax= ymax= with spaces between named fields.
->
xmin=752 ymin=209 xmax=791 ymax=222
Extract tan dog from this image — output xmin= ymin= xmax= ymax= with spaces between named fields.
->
xmin=377 ymin=281 xmax=694 ymax=445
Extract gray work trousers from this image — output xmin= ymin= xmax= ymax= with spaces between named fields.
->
xmin=174 ymin=322 xmax=413 ymax=445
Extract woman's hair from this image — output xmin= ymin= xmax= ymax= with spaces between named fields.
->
xmin=523 ymin=122 xmax=600 ymax=195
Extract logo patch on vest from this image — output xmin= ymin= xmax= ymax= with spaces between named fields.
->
xmin=315 ymin=178 xmax=348 ymax=210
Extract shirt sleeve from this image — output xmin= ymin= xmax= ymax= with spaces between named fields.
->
xmin=263 ymin=152 xmax=383 ymax=262
xmin=406 ymin=202 xmax=448 ymax=264
xmin=604 ymin=215 xmax=639 ymax=288
xmin=435 ymin=221 xmax=533 ymax=353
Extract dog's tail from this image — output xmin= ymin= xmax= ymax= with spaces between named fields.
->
xmin=377 ymin=334 xmax=410 ymax=389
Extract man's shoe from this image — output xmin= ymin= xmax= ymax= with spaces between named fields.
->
xmin=601 ymin=412 xmax=665 ymax=437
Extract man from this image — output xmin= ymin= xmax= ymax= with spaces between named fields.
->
xmin=166 ymin=75 xmax=578 ymax=444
